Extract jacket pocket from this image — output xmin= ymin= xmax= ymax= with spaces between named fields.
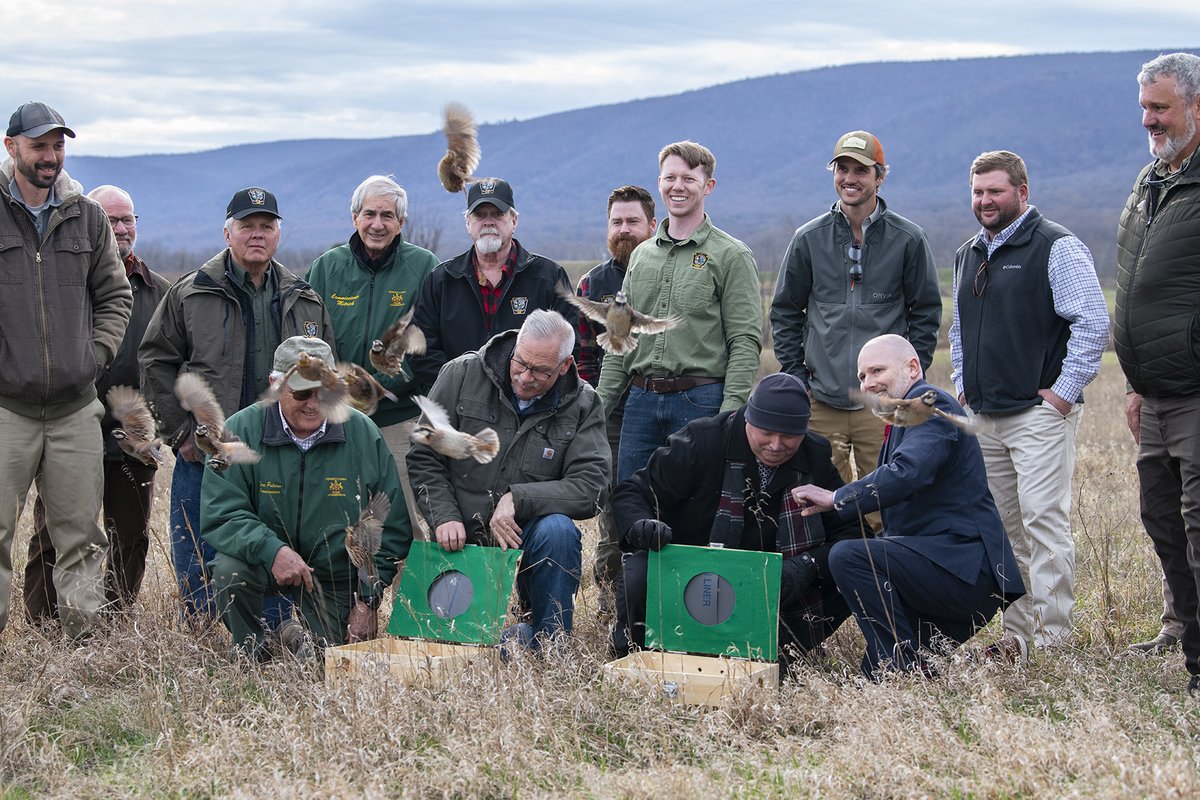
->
xmin=519 ymin=419 xmax=576 ymax=479
xmin=0 ymin=235 xmax=26 ymax=283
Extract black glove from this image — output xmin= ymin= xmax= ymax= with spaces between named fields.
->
xmin=626 ymin=519 xmax=673 ymax=551
xmin=780 ymin=553 xmax=819 ymax=607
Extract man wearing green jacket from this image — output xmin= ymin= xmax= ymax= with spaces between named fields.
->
xmin=306 ymin=175 xmax=439 ymax=536
xmin=202 ymin=337 xmax=412 ymax=660
xmin=596 ymin=140 xmax=763 ymax=484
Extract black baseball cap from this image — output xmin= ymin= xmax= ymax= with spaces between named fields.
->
xmin=7 ymin=101 xmax=76 ymax=139
xmin=466 ymin=178 xmax=515 ymax=213
xmin=226 ymin=187 xmax=282 ymax=220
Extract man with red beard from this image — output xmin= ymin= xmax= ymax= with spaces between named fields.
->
xmin=24 ymin=185 xmax=170 ymax=622
xmin=410 ymin=178 xmax=578 ymax=390
xmin=574 ymin=185 xmax=656 ymax=606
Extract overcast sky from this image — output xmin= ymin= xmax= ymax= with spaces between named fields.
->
xmin=5 ymin=1 xmax=1197 ymax=156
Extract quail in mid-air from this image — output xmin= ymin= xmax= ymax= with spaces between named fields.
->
xmin=410 ymin=395 xmax=501 ymax=464
xmin=437 ymin=102 xmax=480 ymax=194
xmin=561 ymin=289 xmax=681 ymax=355
xmin=369 ymin=308 xmax=427 ymax=377
xmin=173 ymin=373 xmax=261 ymax=470
xmin=345 ymin=491 xmax=391 ymax=587
xmin=850 ymin=388 xmax=986 ymax=434
xmin=263 ymin=351 xmax=352 ymax=424
xmin=106 ymin=385 xmax=166 ymax=467
xmin=338 ymin=362 xmax=398 ymax=416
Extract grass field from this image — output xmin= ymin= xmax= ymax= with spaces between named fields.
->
xmin=2 ymin=355 xmax=1198 ymax=799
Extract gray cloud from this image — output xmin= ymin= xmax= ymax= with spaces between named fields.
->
xmin=3 ymin=1 xmax=1196 ymax=155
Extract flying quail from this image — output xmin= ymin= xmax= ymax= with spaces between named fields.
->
xmin=850 ymin=388 xmax=986 ymax=434
xmin=338 ymin=362 xmax=398 ymax=416
xmin=410 ymin=395 xmax=501 ymax=464
xmin=173 ymin=373 xmax=261 ymax=470
xmin=561 ymin=288 xmax=680 ymax=355
xmin=369 ymin=307 xmax=427 ymax=377
xmin=346 ymin=491 xmax=391 ymax=587
xmin=437 ymin=102 xmax=480 ymax=193
xmin=266 ymin=352 xmax=353 ymax=424
xmin=106 ymin=385 xmax=165 ymax=467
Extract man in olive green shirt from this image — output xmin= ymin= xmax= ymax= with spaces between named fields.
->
xmin=596 ymin=140 xmax=763 ymax=482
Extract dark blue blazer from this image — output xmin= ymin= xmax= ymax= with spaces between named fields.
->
xmin=832 ymin=380 xmax=1025 ymax=604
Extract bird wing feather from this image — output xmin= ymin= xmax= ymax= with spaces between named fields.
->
xmin=174 ymin=373 xmax=226 ymax=433
xmin=414 ymin=394 xmax=452 ymax=431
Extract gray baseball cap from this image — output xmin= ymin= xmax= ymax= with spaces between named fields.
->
xmin=273 ymin=336 xmax=335 ymax=390
xmin=7 ymin=101 xmax=76 ymax=139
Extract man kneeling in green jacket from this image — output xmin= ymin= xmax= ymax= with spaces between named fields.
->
xmin=201 ymin=336 xmax=413 ymax=661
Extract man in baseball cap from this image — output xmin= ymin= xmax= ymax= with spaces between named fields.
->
xmin=202 ymin=335 xmax=412 ymax=662
xmin=138 ymin=186 xmax=333 ymax=623
xmin=408 ymin=177 xmax=577 ymax=390
xmin=0 ymin=101 xmax=131 ymax=641
xmin=771 ymin=129 xmax=940 ymax=503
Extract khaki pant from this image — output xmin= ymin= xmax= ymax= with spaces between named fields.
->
xmin=808 ymin=400 xmax=885 ymax=531
xmin=977 ymin=401 xmax=1081 ymax=648
xmin=0 ymin=400 xmax=107 ymax=638
xmin=807 ymin=400 xmax=886 ymax=483
xmin=379 ymin=418 xmax=428 ymax=541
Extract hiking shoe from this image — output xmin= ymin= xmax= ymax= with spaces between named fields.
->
xmin=1188 ymin=675 xmax=1200 ymax=696
xmin=275 ymin=618 xmax=315 ymax=662
xmin=1127 ymin=632 xmax=1180 ymax=655
xmin=977 ymin=635 xmax=1027 ymax=665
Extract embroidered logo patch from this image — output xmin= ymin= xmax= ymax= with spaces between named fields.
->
xmin=601 ymin=293 xmax=616 ymax=303
xmin=511 ymin=296 xmax=529 ymax=315
xmin=327 ymin=478 xmax=346 ymax=497
xmin=542 ymin=447 xmax=555 ymax=460
xmin=332 ymin=293 xmax=358 ymax=307
xmin=260 ymin=480 xmax=282 ymax=496
xmin=247 ymin=188 xmax=266 ymax=206
xmin=691 ymin=253 xmax=708 ymax=268
xmin=304 ymin=321 xmax=318 ymax=336
xmin=479 ymin=178 xmax=497 ymax=195
xmin=388 ymin=290 xmax=406 ymax=307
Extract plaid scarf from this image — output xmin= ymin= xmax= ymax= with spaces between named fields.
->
xmin=711 ymin=458 xmax=825 ymax=621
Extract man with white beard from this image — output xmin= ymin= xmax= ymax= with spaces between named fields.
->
xmin=410 ymin=178 xmax=577 ymax=389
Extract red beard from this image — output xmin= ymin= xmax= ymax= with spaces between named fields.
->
xmin=607 ymin=233 xmax=640 ymax=266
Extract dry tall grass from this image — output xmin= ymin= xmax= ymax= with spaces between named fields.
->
xmin=2 ymin=356 xmax=1198 ymax=799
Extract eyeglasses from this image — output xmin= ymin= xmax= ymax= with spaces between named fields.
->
xmin=511 ymin=354 xmax=561 ymax=381
xmin=107 ymin=215 xmax=138 ymax=229
xmin=290 ymin=387 xmax=316 ymax=402
xmin=972 ymin=260 xmax=989 ymax=297
xmin=847 ymin=244 xmax=863 ymax=284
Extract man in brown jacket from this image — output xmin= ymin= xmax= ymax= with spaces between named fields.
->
xmin=139 ymin=187 xmax=334 ymax=623
xmin=0 ymin=101 xmax=132 ymax=640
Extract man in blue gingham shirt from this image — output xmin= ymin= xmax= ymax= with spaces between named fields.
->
xmin=949 ymin=150 xmax=1108 ymax=659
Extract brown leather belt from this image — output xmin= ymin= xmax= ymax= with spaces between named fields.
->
xmin=629 ymin=374 xmax=723 ymax=394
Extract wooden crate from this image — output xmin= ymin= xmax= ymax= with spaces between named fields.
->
xmin=324 ymin=637 xmax=493 ymax=688
xmin=603 ymin=651 xmax=778 ymax=706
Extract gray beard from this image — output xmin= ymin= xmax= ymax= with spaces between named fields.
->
xmin=475 ymin=235 xmax=503 ymax=255
xmin=1150 ymin=113 xmax=1198 ymax=165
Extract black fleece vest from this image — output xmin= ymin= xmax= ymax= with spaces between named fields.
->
xmin=955 ymin=209 xmax=1071 ymax=414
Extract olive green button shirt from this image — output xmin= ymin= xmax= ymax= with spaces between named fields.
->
xmin=596 ymin=214 xmax=763 ymax=415
xmin=229 ymin=257 xmax=280 ymax=399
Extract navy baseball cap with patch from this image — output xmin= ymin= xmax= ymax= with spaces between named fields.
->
xmin=7 ymin=101 xmax=76 ymax=139
xmin=466 ymin=178 xmax=515 ymax=213
xmin=226 ymin=187 xmax=282 ymax=220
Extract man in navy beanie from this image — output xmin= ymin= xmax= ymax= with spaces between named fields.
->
xmin=611 ymin=372 xmax=860 ymax=663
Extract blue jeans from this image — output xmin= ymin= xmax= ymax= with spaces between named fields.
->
xmin=516 ymin=514 xmax=582 ymax=643
xmin=171 ymin=457 xmax=290 ymax=627
xmin=616 ymin=382 xmax=723 ymax=482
